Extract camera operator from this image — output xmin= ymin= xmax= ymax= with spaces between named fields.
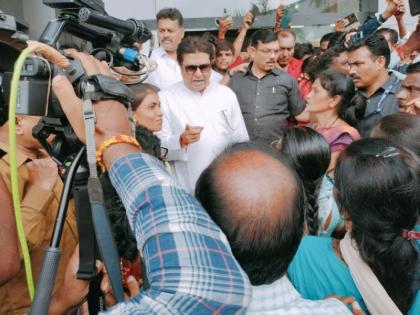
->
xmin=47 ymin=49 xmax=250 ymax=314
xmin=0 ymin=115 xmax=78 ymax=314
xmin=0 ymin=24 xmax=78 ymax=313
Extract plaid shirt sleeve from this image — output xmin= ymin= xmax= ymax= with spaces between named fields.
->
xmin=104 ymin=153 xmax=251 ymax=314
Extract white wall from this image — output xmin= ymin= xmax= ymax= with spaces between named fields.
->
xmin=103 ymin=0 xmax=299 ymax=20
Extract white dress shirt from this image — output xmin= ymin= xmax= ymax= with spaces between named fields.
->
xmin=157 ymin=81 xmax=249 ymax=193
xmin=147 ymin=47 xmax=224 ymax=90
xmin=247 ymin=276 xmax=351 ymax=315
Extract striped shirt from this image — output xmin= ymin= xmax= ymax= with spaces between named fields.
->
xmin=247 ymin=276 xmax=351 ymax=315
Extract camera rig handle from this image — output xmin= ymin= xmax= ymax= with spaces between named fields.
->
xmin=79 ymin=8 xmax=151 ymax=44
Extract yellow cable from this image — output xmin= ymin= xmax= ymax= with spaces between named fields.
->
xmin=8 ymin=46 xmax=36 ymax=301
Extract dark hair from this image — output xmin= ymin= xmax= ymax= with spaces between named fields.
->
xmin=156 ymin=7 xmax=183 ymax=27
xmin=335 ymin=138 xmax=419 ymax=313
xmin=327 ymin=31 xmax=345 ymax=48
xmin=202 ymin=32 xmax=218 ymax=47
xmin=347 ymin=33 xmax=391 ymax=68
xmin=372 ymin=114 xmax=420 ymax=157
xmin=250 ymin=29 xmax=278 ymax=48
xmin=301 ymin=54 xmax=319 ymax=82
xmin=277 ymin=127 xmax=331 ymax=235
xmin=102 ymin=177 xmax=138 ymax=261
xmin=316 ymin=69 xmax=366 ymax=126
xmin=0 ymin=86 xmax=6 ymax=126
xmin=102 ymin=126 xmax=165 ymax=260
xmin=377 ymin=27 xmax=398 ymax=45
xmin=129 ymin=83 xmax=160 ymax=112
xmin=215 ymin=39 xmax=235 ymax=56
xmin=195 ymin=142 xmax=305 ymax=285
xmin=407 ymin=61 xmax=420 ymax=74
xmin=294 ymin=42 xmax=315 ymax=60
xmin=316 ymin=43 xmax=347 ymax=73
xmin=177 ymin=36 xmax=215 ymax=64
xmin=320 ymin=32 xmax=334 ymax=44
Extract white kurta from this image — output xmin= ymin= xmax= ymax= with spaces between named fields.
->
xmin=157 ymin=81 xmax=249 ymax=193
xmin=147 ymin=47 xmax=224 ymax=90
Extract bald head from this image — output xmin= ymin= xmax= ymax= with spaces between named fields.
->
xmin=195 ymin=142 xmax=304 ymax=285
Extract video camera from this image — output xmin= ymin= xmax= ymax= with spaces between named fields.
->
xmin=2 ymin=0 xmax=152 ymax=163
xmin=4 ymin=0 xmax=151 ymax=117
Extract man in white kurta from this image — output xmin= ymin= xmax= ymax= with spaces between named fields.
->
xmin=146 ymin=8 xmax=223 ymax=90
xmin=148 ymin=47 xmax=223 ymax=90
xmin=157 ymin=37 xmax=248 ymax=193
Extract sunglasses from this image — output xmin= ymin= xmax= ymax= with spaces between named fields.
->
xmin=183 ymin=63 xmax=211 ymax=74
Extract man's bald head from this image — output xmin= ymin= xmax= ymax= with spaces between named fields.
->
xmin=195 ymin=142 xmax=304 ymax=285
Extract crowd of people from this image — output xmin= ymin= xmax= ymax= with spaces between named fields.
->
xmin=0 ymin=0 xmax=419 ymax=314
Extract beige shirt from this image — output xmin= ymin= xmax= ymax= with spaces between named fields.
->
xmin=0 ymin=141 xmax=78 ymax=315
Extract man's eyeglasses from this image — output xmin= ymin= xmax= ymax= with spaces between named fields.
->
xmin=183 ymin=63 xmax=211 ymax=74
xmin=257 ymin=49 xmax=280 ymax=56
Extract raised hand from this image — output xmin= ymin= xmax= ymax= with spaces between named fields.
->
xmin=180 ymin=124 xmax=204 ymax=148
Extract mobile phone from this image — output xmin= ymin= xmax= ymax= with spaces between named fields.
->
xmin=342 ymin=13 xmax=358 ymax=28
xmin=250 ymin=4 xmax=260 ymax=24
xmin=280 ymin=6 xmax=293 ymax=29
xmin=408 ymin=0 xmax=420 ymax=16
xmin=215 ymin=8 xmax=231 ymax=26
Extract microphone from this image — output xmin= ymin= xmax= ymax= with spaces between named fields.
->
xmin=79 ymin=8 xmax=152 ymax=43
xmin=119 ymin=47 xmax=157 ymax=72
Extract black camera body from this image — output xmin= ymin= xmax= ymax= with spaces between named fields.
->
xmin=3 ymin=57 xmax=85 ymax=118
xmin=1 ymin=0 xmax=151 ymax=164
xmin=3 ymin=0 xmax=151 ymax=118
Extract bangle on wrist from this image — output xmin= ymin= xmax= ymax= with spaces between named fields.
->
xmin=96 ymin=135 xmax=140 ymax=172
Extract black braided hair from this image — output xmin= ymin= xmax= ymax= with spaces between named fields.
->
xmin=277 ymin=127 xmax=331 ymax=235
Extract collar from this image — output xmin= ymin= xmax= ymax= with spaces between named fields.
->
xmin=152 ymin=46 xmax=176 ymax=60
xmin=244 ymin=63 xmax=282 ymax=78
xmin=249 ymin=276 xmax=301 ymax=310
xmin=289 ymin=57 xmax=303 ymax=67
xmin=359 ymin=71 xmax=401 ymax=98
xmin=382 ymin=71 xmax=401 ymax=93
xmin=180 ymin=81 xmax=213 ymax=96
xmin=0 ymin=140 xmax=31 ymax=167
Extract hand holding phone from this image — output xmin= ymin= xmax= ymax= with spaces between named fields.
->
xmin=342 ymin=13 xmax=358 ymax=28
xmin=242 ymin=11 xmax=254 ymax=29
xmin=250 ymin=4 xmax=260 ymax=25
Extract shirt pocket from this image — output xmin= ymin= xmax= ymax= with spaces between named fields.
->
xmin=210 ymin=109 xmax=235 ymax=135
xmin=265 ymin=84 xmax=288 ymax=112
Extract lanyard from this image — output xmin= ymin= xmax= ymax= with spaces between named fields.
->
xmin=365 ymin=80 xmax=396 ymax=119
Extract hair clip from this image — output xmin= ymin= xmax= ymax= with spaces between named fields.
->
xmin=375 ymin=147 xmax=400 ymax=159
xmin=401 ymin=229 xmax=420 ymax=241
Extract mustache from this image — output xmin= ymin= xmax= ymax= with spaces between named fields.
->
xmin=350 ymin=74 xmax=361 ymax=80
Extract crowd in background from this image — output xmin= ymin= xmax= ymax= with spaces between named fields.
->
xmin=0 ymin=0 xmax=419 ymax=314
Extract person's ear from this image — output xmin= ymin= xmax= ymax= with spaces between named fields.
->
xmin=375 ymin=55 xmax=386 ymax=69
xmin=180 ymin=27 xmax=185 ymax=39
xmin=15 ymin=116 xmax=24 ymax=135
xmin=329 ymin=95 xmax=341 ymax=108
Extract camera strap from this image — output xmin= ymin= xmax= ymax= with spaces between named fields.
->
xmin=81 ymin=82 xmax=124 ymax=303
xmin=80 ymin=74 xmax=135 ymax=107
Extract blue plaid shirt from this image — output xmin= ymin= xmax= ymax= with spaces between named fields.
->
xmin=104 ymin=153 xmax=251 ymax=314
